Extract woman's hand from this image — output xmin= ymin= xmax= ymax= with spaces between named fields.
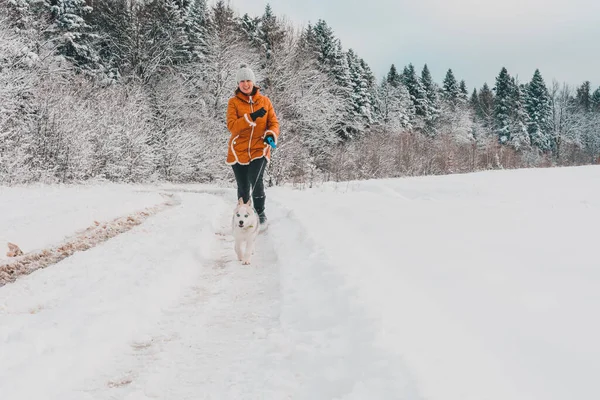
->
xmin=249 ymin=107 xmax=267 ymax=121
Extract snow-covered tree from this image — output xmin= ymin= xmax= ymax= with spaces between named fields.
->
xmin=378 ymin=80 xmax=414 ymax=131
xmin=198 ymin=0 xmax=249 ymax=118
xmin=470 ymin=88 xmax=479 ymax=111
xmin=477 ymin=83 xmax=495 ymax=128
xmin=0 ymin=8 xmax=39 ymax=183
xmin=437 ymin=70 xmax=472 ymax=143
xmin=143 ymin=0 xmax=190 ymax=74
xmin=344 ymin=50 xmax=378 ymax=129
xmin=257 ymin=4 xmax=285 ymax=62
xmin=305 ymin=20 xmax=356 ymax=138
xmin=459 ymin=80 xmax=469 ymax=104
xmin=549 ymin=82 xmax=583 ymax=160
xmin=46 ymin=0 xmax=102 ymax=72
xmin=239 ymin=13 xmax=260 ymax=48
xmin=260 ymin=27 xmax=344 ymax=184
xmin=591 ymin=87 xmax=600 ymax=112
xmin=442 ymin=68 xmax=460 ymax=105
xmin=183 ymin=0 xmax=210 ymax=62
xmin=508 ymin=79 xmax=530 ymax=150
xmin=401 ymin=63 xmax=426 ymax=118
xmin=386 ymin=64 xmax=401 ymax=86
xmin=420 ymin=64 xmax=440 ymax=135
xmin=575 ymin=81 xmax=591 ymax=112
xmin=311 ymin=20 xmax=339 ymax=74
xmin=379 ymin=64 xmax=415 ymax=130
xmin=525 ymin=69 xmax=553 ymax=152
xmin=580 ymin=112 xmax=600 ymax=162
xmin=493 ymin=67 xmax=513 ymax=144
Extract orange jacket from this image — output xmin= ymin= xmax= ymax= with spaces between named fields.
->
xmin=226 ymin=88 xmax=280 ymax=165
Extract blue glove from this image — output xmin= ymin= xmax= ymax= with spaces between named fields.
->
xmin=265 ymin=135 xmax=277 ymax=149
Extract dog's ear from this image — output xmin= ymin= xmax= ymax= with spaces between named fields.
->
xmin=238 ymin=197 xmax=244 ymax=206
xmin=246 ymin=198 xmax=253 ymax=207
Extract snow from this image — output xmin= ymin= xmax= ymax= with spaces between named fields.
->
xmin=1 ymin=166 xmax=599 ymax=400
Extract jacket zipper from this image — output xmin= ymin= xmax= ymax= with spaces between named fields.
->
xmin=248 ymin=96 xmax=254 ymax=160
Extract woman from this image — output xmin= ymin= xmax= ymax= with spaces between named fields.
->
xmin=226 ymin=64 xmax=280 ymax=225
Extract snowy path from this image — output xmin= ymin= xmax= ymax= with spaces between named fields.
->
xmin=0 ymin=189 xmax=414 ymax=400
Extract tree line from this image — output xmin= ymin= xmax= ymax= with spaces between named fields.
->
xmin=1 ymin=0 xmax=598 ymax=185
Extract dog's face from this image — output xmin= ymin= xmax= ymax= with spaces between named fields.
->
xmin=233 ymin=198 xmax=256 ymax=229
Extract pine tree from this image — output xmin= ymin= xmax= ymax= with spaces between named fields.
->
xmin=442 ymin=68 xmax=460 ymax=104
xmin=124 ymin=0 xmax=191 ymax=82
xmin=438 ymin=70 xmax=473 ymax=143
xmin=360 ymin=57 xmax=379 ymax=121
xmin=298 ymin=23 xmax=317 ymax=59
xmin=47 ymin=0 xmax=101 ymax=72
xmin=309 ymin=20 xmax=352 ymax=98
xmin=201 ymin=0 xmax=246 ymax=117
xmin=420 ymin=64 xmax=438 ymax=114
xmin=386 ymin=64 xmax=401 ymax=87
xmin=88 ymin=0 xmax=135 ymax=79
xmin=493 ymin=67 xmax=513 ymax=143
xmin=302 ymin=19 xmax=356 ymax=138
xmin=239 ymin=13 xmax=261 ymax=48
xmin=477 ymin=83 xmax=494 ymax=127
xmin=591 ymin=87 xmax=600 ymax=112
xmin=379 ymin=79 xmax=414 ymax=130
xmin=509 ymin=79 xmax=530 ymax=150
xmin=379 ymin=64 xmax=415 ymax=129
xmin=257 ymin=4 xmax=285 ymax=61
xmin=401 ymin=63 xmax=426 ymax=117
xmin=576 ymin=81 xmax=591 ymax=112
xmin=183 ymin=0 xmax=210 ymax=61
xmin=347 ymin=49 xmax=372 ymax=126
xmin=459 ymin=80 xmax=469 ymax=104
xmin=470 ymin=88 xmax=479 ymax=112
xmin=526 ymin=69 xmax=553 ymax=151
xmin=253 ymin=4 xmax=287 ymax=92
xmin=330 ymin=45 xmax=355 ymax=138
xmin=311 ymin=20 xmax=338 ymax=71
xmin=420 ymin=64 xmax=440 ymax=135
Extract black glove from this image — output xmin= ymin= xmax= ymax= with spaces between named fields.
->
xmin=249 ymin=107 xmax=267 ymax=121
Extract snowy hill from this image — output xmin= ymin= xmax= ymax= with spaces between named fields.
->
xmin=1 ymin=166 xmax=599 ymax=400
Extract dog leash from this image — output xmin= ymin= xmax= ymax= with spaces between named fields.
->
xmin=249 ymin=156 xmax=268 ymax=199
xmin=248 ymin=133 xmax=276 ymax=199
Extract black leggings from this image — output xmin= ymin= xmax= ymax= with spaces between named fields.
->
xmin=231 ymin=157 xmax=267 ymax=214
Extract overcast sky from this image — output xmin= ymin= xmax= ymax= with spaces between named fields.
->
xmin=230 ymin=0 xmax=600 ymax=92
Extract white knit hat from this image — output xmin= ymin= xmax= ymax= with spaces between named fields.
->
xmin=235 ymin=64 xmax=256 ymax=83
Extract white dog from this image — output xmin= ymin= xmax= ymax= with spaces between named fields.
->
xmin=232 ymin=197 xmax=260 ymax=265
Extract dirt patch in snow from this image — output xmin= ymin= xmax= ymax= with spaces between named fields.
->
xmin=0 ymin=194 xmax=176 ymax=287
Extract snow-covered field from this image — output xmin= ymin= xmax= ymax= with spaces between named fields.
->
xmin=1 ymin=166 xmax=599 ymax=400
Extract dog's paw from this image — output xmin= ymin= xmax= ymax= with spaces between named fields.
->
xmin=241 ymin=259 xmax=251 ymax=265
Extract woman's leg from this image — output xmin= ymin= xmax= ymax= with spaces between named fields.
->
xmin=248 ymin=157 xmax=267 ymax=215
xmin=231 ymin=163 xmax=251 ymax=203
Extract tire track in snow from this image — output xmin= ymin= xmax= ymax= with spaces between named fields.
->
xmin=0 ymin=193 xmax=177 ymax=287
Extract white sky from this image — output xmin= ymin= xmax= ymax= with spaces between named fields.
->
xmin=230 ymin=0 xmax=600 ymax=92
